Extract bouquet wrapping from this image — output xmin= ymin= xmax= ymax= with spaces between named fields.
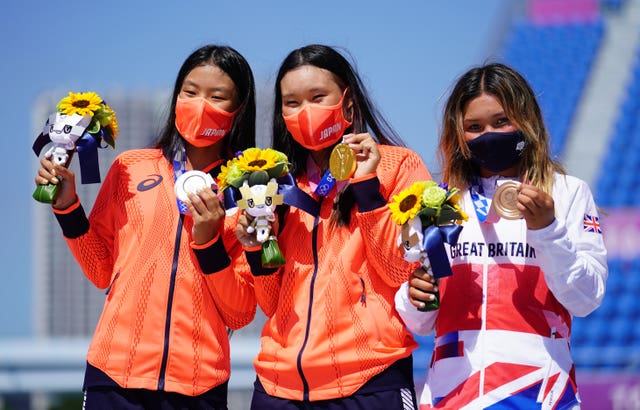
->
xmin=32 ymin=91 xmax=118 ymax=203
xmin=217 ymin=148 xmax=290 ymax=268
xmin=389 ymin=181 xmax=467 ymax=311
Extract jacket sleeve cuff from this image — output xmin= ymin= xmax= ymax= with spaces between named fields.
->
xmin=245 ymin=249 xmax=278 ymax=276
xmin=52 ymin=200 xmax=89 ymax=239
xmin=193 ymin=234 xmax=231 ymax=274
xmin=350 ymin=174 xmax=385 ymax=212
xmin=526 ymin=218 xmax=566 ymax=250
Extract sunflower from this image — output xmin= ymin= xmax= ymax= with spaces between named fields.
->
xmin=106 ymin=114 xmax=119 ymax=140
xmin=389 ymin=182 xmax=428 ymax=225
xmin=57 ymin=91 xmax=103 ymax=117
xmin=236 ymin=147 xmax=279 ymax=172
xmin=264 ymin=148 xmax=288 ymax=164
xmin=101 ymin=104 xmax=119 ymax=137
xmin=454 ymin=204 xmax=469 ymax=223
xmin=216 ymin=159 xmax=234 ymax=189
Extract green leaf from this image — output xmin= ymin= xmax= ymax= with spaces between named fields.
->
xmin=262 ymin=238 xmax=286 ymax=268
xmin=417 ymin=206 xmax=438 ymax=217
xmin=248 ymin=170 xmax=270 ymax=186
xmin=267 ymin=162 xmax=287 ymax=179
xmin=87 ymin=119 xmax=101 ymax=134
xmin=228 ymin=174 xmax=249 ymax=188
xmin=437 ymin=206 xmax=462 ymax=224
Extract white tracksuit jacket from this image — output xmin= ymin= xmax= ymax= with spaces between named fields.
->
xmin=395 ymin=173 xmax=608 ymax=410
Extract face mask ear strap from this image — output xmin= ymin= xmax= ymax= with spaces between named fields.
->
xmin=342 ymin=88 xmax=356 ymax=129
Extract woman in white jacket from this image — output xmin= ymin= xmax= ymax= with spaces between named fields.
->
xmin=395 ymin=63 xmax=607 ymax=409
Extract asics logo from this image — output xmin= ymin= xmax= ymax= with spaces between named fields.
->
xmin=137 ymin=174 xmax=163 ymax=191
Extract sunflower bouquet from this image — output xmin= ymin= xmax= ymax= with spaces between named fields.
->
xmin=32 ymin=91 xmax=118 ymax=203
xmin=217 ymin=148 xmax=290 ymax=268
xmin=389 ymin=181 xmax=467 ymax=311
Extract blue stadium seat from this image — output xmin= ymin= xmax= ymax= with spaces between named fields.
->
xmin=596 ymin=40 xmax=640 ymax=205
xmin=571 ymin=257 xmax=640 ymax=371
xmin=502 ymin=20 xmax=604 ymax=157
xmin=601 ymin=0 xmax=627 ymax=12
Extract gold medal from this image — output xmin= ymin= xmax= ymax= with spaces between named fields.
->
xmin=329 ymin=143 xmax=356 ymax=181
xmin=492 ymin=180 xmax=522 ymax=220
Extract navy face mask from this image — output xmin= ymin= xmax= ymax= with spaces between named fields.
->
xmin=466 ymin=130 xmax=527 ymax=173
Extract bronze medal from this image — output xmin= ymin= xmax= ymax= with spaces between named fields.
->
xmin=492 ymin=180 xmax=522 ymax=220
xmin=329 ymin=143 xmax=356 ymax=181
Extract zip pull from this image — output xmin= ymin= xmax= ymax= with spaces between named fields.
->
xmin=359 ymin=276 xmax=366 ymax=305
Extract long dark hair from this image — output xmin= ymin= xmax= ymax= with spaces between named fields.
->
xmin=272 ymin=44 xmax=405 ymax=177
xmin=154 ymin=44 xmax=256 ymax=159
xmin=272 ymin=45 xmax=404 ymax=226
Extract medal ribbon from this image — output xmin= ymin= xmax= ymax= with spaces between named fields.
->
xmin=469 ymin=177 xmax=490 ymax=223
xmin=314 ymin=168 xmax=336 ymax=197
xmin=172 ymin=147 xmax=189 ymax=214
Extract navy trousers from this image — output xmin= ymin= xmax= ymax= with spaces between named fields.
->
xmin=82 ymin=383 xmax=228 ymax=410
xmin=250 ymin=356 xmax=418 ymax=410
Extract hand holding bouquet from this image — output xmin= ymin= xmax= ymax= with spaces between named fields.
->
xmin=389 ymin=181 xmax=467 ymax=311
xmin=217 ymin=148 xmax=289 ymax=268
xmin=32 ymin=91 xmax=118 ymax=203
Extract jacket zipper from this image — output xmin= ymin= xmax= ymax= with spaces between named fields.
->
xmin=297 ymin=197 xmax=323 ymax=401
xmin=104 ymin=272 xmax=120 ymax=296
xmin=157 ymin=213 xmax=184 ymax=390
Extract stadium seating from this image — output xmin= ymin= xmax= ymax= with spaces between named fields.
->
xmin=601 ymin=0 xmax=627 ymax=11
xmin=502 ymin=19 xmax=604 ymax=156
xmin=597 ymin=44 xmax=640 ymax=206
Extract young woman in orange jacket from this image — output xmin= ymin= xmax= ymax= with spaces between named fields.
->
xmin=35 ymin=44 xmax=257 ymax=409
xmin=237 ymin=44 xmax=431 ymax=410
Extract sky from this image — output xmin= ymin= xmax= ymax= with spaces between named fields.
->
xmin=1 ymin=0 xmax=510 ymax=336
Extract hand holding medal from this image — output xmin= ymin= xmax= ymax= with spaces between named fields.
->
xmin=514 ymin=182 xmax=556 ymax=230
xmin=330 ymin=133 xmax=380 ymax=181
xmin=492 ymin=180 xmax=523 ymax=220
xmin=174 ymin=171 xmax=217 ymax=203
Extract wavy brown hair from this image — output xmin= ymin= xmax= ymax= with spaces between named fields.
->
xmin=438 ymin=63 xmax=564 ymax=193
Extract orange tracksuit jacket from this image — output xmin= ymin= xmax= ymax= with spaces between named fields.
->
xmin=252 ymin=144 xmax=431 ymax=401
xmin=52 ymin=148 xmax=255 ymax=396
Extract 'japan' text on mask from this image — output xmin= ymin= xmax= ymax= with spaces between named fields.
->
xmin=282 ymin=90 xmax=352 ymax=150
xmin=175 ymin=97 xmax=236 ymax=147
xmin=467 ymin=130 xmax=527 ymax=172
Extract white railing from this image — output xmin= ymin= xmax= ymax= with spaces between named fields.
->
xmin=0 ymin=337 xmax=259 ymax=393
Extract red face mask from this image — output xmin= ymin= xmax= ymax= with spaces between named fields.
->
xmin=175 ymin=96 xmax=236 ymax=147
xmin=282 ymin=91 xmax=352 ymax=150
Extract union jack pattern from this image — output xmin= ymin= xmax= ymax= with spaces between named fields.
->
xmin=583 ymin=214 xmax=602 ymax=234
xmin=420 ymin=331 xmax=580 ymax=409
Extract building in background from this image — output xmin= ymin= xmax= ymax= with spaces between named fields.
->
xmin=31 ymin=90 xmax=169 ymax=337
